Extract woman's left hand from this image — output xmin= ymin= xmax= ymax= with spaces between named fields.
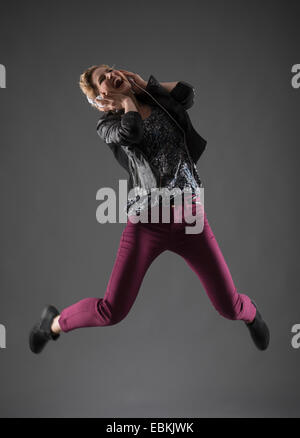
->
xmin=118 ymin=69 xmax=147 ymax=94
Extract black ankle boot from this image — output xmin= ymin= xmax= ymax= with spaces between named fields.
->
xmin=245 ymin=300 xmax=270 ymax=351
xmin=29 ymin=305 xmax=60 ymax=354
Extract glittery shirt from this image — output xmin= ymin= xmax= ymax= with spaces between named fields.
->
xmin=126 ymin=104 xmax=202 ymax=216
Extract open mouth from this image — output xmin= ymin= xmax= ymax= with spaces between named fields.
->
xmin=113 ymin=77 xmax=123 ymax=89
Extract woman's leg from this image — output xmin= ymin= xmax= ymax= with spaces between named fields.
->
xmin=57 ymin=218 xmax=167 ymax=333
xmin=168 ymin=207 xmax=256 ymax=323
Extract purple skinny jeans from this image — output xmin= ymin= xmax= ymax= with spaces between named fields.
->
xmin=58 ymin=203 xmax=256 ymax=332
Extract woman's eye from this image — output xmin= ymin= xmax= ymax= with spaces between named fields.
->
xmin=99 ymin=69 xmax=113 ymax=84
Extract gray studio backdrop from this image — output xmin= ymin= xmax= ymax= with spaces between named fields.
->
xmin=0 ymin=0 xmax=299 ymax=417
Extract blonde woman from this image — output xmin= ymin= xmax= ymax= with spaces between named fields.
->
xmin=29 ymin=64 xmax=270 ymax=354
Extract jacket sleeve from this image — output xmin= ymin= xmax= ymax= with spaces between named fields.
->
xmin=169 ymin=81 xmax=195 ymax=110
xmin=145 ymin=74 xmax=195 ymax=111
xmin=96 ymin=111 xmax=143 ymax=146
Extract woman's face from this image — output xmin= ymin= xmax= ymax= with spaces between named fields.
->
xmin=91 ymin=66 xmax=131 ymax=97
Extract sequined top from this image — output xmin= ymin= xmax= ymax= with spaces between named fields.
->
xmin=125 ymin=104 xmax=202 ymax=216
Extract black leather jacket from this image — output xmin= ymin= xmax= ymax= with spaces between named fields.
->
xmin=96 ymin=74 xmax=207 ymax=197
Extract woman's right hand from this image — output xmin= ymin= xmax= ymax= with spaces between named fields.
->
xmin=96 ymin=91 xmax=131 ymax=112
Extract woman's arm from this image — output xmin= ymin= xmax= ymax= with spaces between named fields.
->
xmin=159 ymin=81 xmax=179 ymax=93
xmin=118 ymin=71 xmax=195 ymax=110
xmin=167 ymin=81 xmax=195 ymax=110
xmin=96 ymin=98 xmax=143 ymax=146
xmin=148 ymin=75 xmax=195 ymax=110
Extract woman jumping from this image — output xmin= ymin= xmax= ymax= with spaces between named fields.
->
xmin=29 ymin=64 xmax=270 ymax=354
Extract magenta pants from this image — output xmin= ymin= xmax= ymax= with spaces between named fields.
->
xmin=58 ymin=204 xmax=256 ymax=332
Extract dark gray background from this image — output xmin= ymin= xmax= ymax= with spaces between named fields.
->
xmin=1 ymin=0 xmax=299 ymax=418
